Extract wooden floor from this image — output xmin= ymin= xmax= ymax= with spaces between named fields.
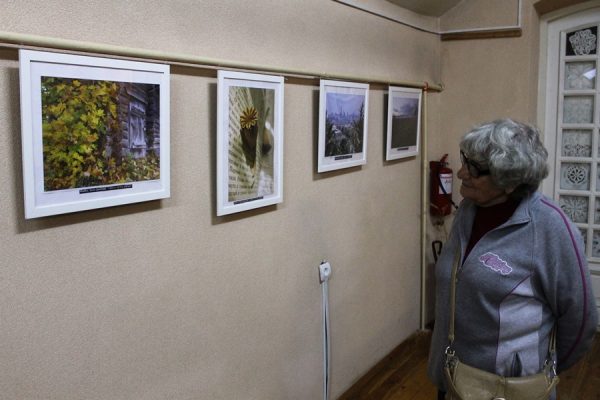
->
xmin=338 ymin=330 xmax=600 ymax=400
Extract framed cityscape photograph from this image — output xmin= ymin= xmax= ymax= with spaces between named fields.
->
xmin=216 ymin=70 xmax=284 ymax=216
xmin=19 ymin=50 xmax=170 ymax=219
xmin=386 ymin=86 xmax=422 ymax=161
xmin=318 ymin=80 xmax=369 ymax=173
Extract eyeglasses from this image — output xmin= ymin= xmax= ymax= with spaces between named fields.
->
xmin=460 ymin=151 xmax=490 ymax=178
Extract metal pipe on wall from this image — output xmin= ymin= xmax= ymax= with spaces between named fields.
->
xmin=0 ymin=30 xmax=443 ymax=91
xmin=420 ymin=87 xmax=429 ymax=331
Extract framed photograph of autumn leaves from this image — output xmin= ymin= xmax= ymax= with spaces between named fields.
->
xmin=216 ymin=70 xmax=284 ymax=216
xmin=19 ymin=50 xmax=170 ymax=218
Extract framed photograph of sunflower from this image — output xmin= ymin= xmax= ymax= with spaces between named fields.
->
xmin=19 ymin=50 xmax=170 ymax=219
xmin=318 ymin=80 xmax=369 ymax=172
xmin=216 ymin=70 xmax=284 ymax=216
xmin=386 ymin=86 xmax=422 ymax=161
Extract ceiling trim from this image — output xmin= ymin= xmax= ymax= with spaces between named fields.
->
xmin=334 ymin=0 xmax=439 ymax=34
xmin=335 ymin=0 xmax=523 ymax=39
xmin=441 ymin=28 xmax=522 ymax=41
xmin=385 ymin=0 xmax=462 ymax=17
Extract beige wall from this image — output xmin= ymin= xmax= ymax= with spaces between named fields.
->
xmin=0 ymin=1 xmax=441 ymax=399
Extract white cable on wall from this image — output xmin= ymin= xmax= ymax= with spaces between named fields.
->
xmin=319 ymin=261 xmax=332 ymax=400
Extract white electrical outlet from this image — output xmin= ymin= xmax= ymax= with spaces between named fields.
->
xmin=319 ymin=261 xmax=332 ymax=283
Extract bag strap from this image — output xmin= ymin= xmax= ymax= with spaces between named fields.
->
xmin=445 ymin=249 xmax=557 ymax=366
xmin=447 ymin=250 xmax=461 ymax=347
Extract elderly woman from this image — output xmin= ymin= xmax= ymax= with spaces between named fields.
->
xmin=427 ymin=119 xmax=598 ymax=399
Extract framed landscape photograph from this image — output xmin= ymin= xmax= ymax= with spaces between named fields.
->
xmin=386 ymin=86 xmax=422 ymax=161
xmin=19 ymin=50 xmax=170 ymax=219
xmin=318 ymin=80 xmax=369 ymax=173
xmin=216 ymin=70 xmax=284 ymax=216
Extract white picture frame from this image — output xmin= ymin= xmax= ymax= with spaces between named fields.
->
xmin=386 ymin=86 xmax=422 ymax=161
xmin=318 ymin=79 xmax=369 ymax=173
xmin=216 ymin=70 xmax=284 ymax=216
xmin=19 ymin=50 xmax=170 ymax=219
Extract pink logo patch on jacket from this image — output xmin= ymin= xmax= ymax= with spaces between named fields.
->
xmin=479 ymin=252 xmax=512 ymax=275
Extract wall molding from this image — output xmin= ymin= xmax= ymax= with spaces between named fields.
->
xmin=335 ymin=0 xmax=523 ymax=41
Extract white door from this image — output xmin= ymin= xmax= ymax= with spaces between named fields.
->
xmin=541 ymin=4 xmax=600 ymax=327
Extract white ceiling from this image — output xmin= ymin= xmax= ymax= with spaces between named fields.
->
xmin=385 ymin=0 xmax=463 ymax=17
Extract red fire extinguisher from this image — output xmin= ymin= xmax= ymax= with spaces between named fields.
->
xmin=429 ymin=154 xmax=454 ymax=217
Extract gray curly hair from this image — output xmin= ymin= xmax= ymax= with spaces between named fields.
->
xmin=459 ymin=119 xmax=549 ymax=199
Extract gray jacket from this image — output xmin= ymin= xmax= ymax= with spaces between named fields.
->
xmin=428 ymin=191 xmax=598 ymax=391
